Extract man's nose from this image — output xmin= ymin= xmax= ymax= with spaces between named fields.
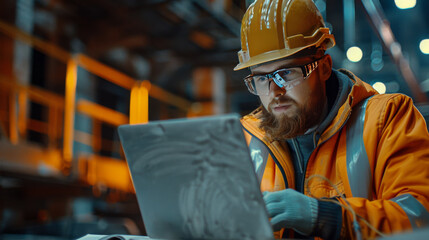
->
xmin=269 ymin=80 xmax=286 ymax=97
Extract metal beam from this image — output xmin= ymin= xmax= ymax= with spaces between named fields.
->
xmin=191 ymin=0 xmax=241 ymax=37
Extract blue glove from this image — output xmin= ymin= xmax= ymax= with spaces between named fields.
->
xmin=263 ymin=189 xmax=318 ymax=236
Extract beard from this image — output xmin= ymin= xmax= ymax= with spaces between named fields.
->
xmin=259 ymin=94 xmax=326 ymax=140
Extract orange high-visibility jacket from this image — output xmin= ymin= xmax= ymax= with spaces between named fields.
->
xmin=241 ymin=69 xmax=429 ymax=239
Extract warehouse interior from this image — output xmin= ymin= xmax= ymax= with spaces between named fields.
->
xmin=1 ymin=0 xmax=429 ymax=239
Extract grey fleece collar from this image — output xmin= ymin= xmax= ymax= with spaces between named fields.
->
xmin=314 ymin=69 xmax=354 ymax=135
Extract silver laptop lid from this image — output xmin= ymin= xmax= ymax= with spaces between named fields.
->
xmin=118 ymin=114 xmax=274 ymax=240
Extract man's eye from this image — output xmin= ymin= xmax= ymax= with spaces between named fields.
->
xmin=278 ymin=68 xmax=300 ymax=80
xmin=279 ymin=69 xmax=293 ymax=76
xmin=255 ymin=76 xmax=268 ymax=83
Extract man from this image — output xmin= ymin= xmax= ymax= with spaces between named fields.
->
xmin=234 ymin=0 xmax=429 ymax=239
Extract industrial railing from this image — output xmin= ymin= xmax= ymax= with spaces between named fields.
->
xmin=0 ymin=20 xmax=196 ymax=193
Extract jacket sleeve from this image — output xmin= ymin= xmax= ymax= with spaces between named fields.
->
xmin=339 ymin=94 xmax=429 ymax=239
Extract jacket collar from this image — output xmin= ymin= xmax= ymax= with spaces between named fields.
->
xmin=317 ymin=69 xmax=378 ymax=143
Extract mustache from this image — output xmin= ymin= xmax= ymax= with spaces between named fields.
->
xmin=268 ymin=96 xmax=296 ymax=108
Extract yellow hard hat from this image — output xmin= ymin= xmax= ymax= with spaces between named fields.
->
xmin=234 ymin=0 xmax=335 ymax=71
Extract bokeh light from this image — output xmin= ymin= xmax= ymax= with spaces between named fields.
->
xmin=346 ymin=46 xmax=363 ymax=62
xmin=394 ymin=0 xmax=416 ymax=9
xmin=373 ymin=82 xmax=386 ymax=94
xmin=419 ymin=39 xmax=429 ymax=54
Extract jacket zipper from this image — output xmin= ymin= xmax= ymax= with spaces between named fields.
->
xmin=298 ymin=131 xmax=318 ymax=193
xmin=299 ymin=112 xmax=353 ymax=193
xmin=291 ymin=137 xmax=311 ymax=193
xmin=291 ymin=138 xmax=304 ymax=175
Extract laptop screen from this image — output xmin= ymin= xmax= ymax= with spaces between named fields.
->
xmin=118 ymin=114 xmax=274 ymax=240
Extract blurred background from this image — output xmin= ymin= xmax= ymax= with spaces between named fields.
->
xmin=1 ymin=0 xmax=429 ymax=239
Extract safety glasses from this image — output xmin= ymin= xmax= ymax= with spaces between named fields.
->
xmin=244 ymin=59 xmax=320 ymax=95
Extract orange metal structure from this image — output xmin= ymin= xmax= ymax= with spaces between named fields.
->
xmin=0 ymin=19 xmax=196 ymax=193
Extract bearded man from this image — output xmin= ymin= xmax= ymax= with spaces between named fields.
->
xmin=235 ymin=0 xmax=429 ymax=239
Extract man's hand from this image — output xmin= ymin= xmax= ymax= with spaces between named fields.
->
xmin=263 ymin=189 xmax=318 ymax=236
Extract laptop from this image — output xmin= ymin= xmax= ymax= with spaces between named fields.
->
xmin=118 ymin=114 xmax=274 ymax=240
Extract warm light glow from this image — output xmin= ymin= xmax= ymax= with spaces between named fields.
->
xmin=347 ymin=46 xmax=363 ymax=62
xmin=77 ymin=99 xmax=129 ymax=126
xmin=394 ymin=0 xmax=416 ymax=9
xmin=130 ymin=81 xmax=150 ymax=124
xmin=373 ymin=82 xmax=386 ymax=94
xmin=85 ymin=155 xmax=134 ymax=192
xmin=63 ymin=59 xmax=78 ymax=165
xmin=419 ymin=39 xmax=429 ymax=54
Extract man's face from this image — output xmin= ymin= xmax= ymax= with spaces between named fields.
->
xmin=252 ymin=56 xmax=329 ymax=139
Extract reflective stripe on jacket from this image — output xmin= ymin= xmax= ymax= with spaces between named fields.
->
xmin=241 ymin=69 xmax=429 ymax=239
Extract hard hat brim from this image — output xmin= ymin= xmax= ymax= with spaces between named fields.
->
xmin=234 ymin=46 xmax=307 ymax=71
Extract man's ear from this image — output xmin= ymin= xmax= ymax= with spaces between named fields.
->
xmin=319 ymin=54 xmax=332 ymax=82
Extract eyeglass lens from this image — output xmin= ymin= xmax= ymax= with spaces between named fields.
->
xmin=252 ymin=67 xmax=303 ymax=95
